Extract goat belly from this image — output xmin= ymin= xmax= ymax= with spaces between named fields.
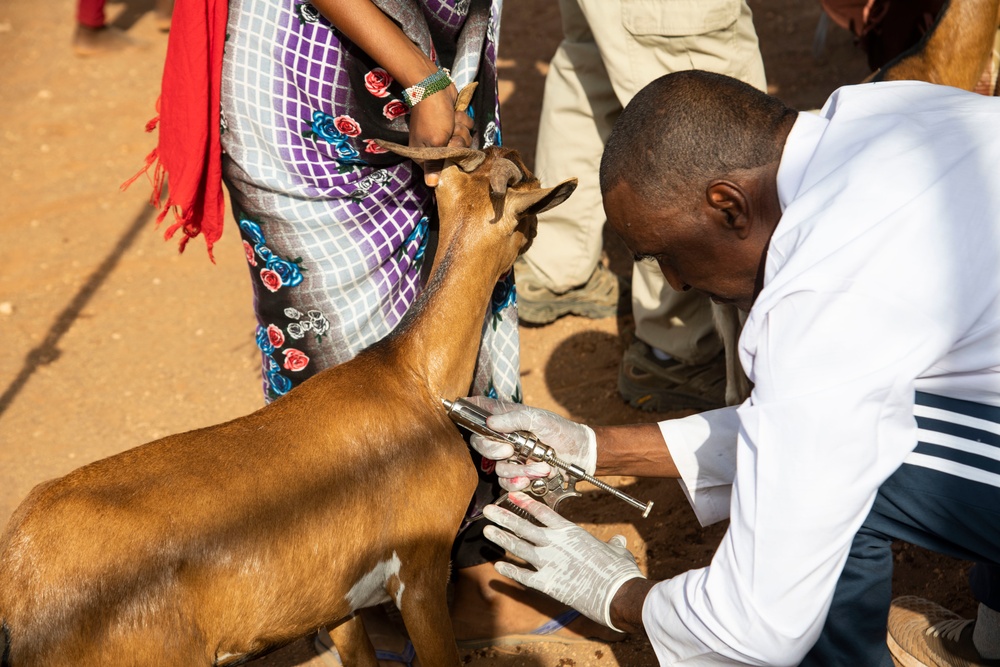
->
xmin=344 ymin=551 xmax=402 ymax=611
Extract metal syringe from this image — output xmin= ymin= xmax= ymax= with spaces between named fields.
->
xmin=443 ymin=397 xmax=653 ymax=518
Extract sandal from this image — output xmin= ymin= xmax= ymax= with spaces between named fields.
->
xmin=618 ymin=339 xmax=727 ymax=411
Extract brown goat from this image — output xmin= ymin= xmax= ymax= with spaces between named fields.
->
xmin=0 ymin=145 xmax=577 ymax=667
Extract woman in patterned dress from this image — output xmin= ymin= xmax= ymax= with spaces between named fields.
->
xmin=220 ymin=0 xmax=513 ymax=402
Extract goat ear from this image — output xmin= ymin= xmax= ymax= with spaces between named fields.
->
xmin=506 ymin=178 xmax=578 ymax=217
xmin=373 ymin=140 xmax=487 ymax=172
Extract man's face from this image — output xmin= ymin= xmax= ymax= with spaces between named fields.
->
xmin=604 ymin=181 xmax=766 ymax=312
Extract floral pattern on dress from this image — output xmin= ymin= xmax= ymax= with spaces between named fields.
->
xmin=294 ymin=2 xmax=320 ymax=24
xmin=254 ymin=311 xmax=326 ymax=400
xmin=395 ymin=215 xmax=430 ymax=269
xmin=284 ymin=307 xmax=332 ymax=343
xmin=348 ymin=169 xmax=392 ymax=203
xmin=302 ymin=111 xmax=368 ymax=171
xmin=256 ymin=323 xmax=310 ymax=397
xmin=264 ymin=355 xmax=293 ymax=396
xmin=489 ymin=269 xmax=515 ymax=330
xmin=483 ymin=120 xmax=501 ymax=148
xmin=364 ymin=68 xmax=393 ymax=97
xmin=239 ymin=218 xmax=307 ymax=293
xmin=382 ymin=100 xmax=409 ymax=121
xmin=238 ymin=216 xmax=329 ymax=400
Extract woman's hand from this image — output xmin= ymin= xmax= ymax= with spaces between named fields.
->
xmin=408 ymin=83 xmax=475 ymax=187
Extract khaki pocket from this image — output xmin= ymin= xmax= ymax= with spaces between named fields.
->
xmin=622 ymin=0 xmax=741 ymax=37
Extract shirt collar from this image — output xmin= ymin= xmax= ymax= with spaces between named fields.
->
xmin=776 ymin=111 xmax=828 ymax=212
xmin=757 ymin=111 xmax=830 ymax=301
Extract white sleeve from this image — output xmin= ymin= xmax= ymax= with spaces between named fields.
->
xmin=659 ymin=407 xmax=740 ymax=527
xmin=642 ymin=290 xmax=951 ymax=665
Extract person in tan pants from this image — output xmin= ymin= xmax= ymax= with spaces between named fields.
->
xmin=515 ymin=0 xmax=766 ymax=410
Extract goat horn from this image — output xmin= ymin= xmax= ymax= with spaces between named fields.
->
xmin=374 ymin=140 xmax=486 ymax=172
xmin=489 ymin=158 xmax=523 ymax=196
xmin=454 ymin=82 xmax=478 ymax=113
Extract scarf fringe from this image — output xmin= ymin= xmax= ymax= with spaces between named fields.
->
xmin=163 ymin=204 xmax=216 ymax=263
xmin=122 ymin=139 xmax=217 ymax=264
xmin=120 ymin=113 xmax=164 ymax=200
xmin=120 ymin=146 xmax=163 ymax=204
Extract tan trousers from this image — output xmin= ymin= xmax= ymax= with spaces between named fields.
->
xmin=521 ymin=0 xmax=766 ymax=364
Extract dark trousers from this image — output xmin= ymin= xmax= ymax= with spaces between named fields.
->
xmin=802 ymin=393 xmax=1000 ymax=666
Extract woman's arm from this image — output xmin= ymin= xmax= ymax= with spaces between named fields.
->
xmin=310 ymin=0 xmax=473 ymax=185
xmin=311 ymin=0 xmax=439 ymax=89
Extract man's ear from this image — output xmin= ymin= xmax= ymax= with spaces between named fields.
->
xmin=706 ymin=181 xmax=751 ymax=238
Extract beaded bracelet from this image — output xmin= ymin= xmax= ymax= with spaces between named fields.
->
xmin=402 ymin=67 xmax=453 ymax=108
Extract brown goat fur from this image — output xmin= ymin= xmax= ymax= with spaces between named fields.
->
xmin=0 ymin=145 xmax=577 ymax=667
xmin=868 ymin=0 xmax=1000 ymax=91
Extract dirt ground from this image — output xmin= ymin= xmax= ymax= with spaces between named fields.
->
xmin=0 ymin=0 xmax=977 ymax=665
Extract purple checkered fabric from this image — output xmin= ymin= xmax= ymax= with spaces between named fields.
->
xmin=219 ymin=0 xmax=518 ymax=407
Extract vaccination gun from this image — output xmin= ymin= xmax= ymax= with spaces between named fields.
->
xmin=443 ymin=397 xmax=653 ymax=518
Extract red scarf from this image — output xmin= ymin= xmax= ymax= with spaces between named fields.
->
xmin=123 ymin=0 xmax=229 ymax=261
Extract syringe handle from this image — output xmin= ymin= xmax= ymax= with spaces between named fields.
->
xmin=559 ymin=462 xmax=654 ymax=518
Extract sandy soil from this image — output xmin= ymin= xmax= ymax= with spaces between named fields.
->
xmin=0 ymin=0 xmax=976 ymax=665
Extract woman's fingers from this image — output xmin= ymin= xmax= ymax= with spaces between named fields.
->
xmin=449 ymin=110 xmax=474 ymax=147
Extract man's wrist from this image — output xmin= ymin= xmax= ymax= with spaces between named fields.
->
xmin=609 ymin=576 xmax=656 ymax=634
xmin=593 ymin=423 xmax=680 ymax=479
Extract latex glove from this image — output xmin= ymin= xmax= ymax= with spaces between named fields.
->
xmin=483 ymin=492 xmax=644 ymax=632
xmin=463 ymin=397 xmax=597 ymax=492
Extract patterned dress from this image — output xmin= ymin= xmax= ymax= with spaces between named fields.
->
xmin=219 ymin=0 xmax=518 ymax=410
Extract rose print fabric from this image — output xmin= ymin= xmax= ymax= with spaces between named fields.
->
xmin=219 ymin=0 xmax=516 ymax=414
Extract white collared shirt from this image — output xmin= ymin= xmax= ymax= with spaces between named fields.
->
xmin=643 ymin=81 xmax=1000 ymax=665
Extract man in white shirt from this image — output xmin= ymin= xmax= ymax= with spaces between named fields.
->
xmin=469 ymin=70 xmax=1000 ymax=665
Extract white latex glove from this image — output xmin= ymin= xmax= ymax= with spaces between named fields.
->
xmin=482 ymin=491 xmax=644 ymax=632
xmin=463 ymin=396 xmax=597 ymax=492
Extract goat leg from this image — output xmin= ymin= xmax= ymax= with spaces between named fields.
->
xmin=327 ymin=615 xmax=378 ymax=667
xmin=397 ymin=546 xmax=462 ymax=667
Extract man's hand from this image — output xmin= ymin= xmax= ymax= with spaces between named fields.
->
xmin=463 ymin=397 xmax=598 ymax=492
xmin=483 ymin=492 xmax=645 ymax=631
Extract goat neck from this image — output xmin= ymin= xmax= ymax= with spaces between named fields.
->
xmin=373 ymin=145 xmax=576 ymax=403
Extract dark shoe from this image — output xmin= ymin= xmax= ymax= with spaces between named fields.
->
xmin=887 ymin=596 xmax=1000 ymax=667
xmin=515 ymin=260 xmax=624 ymax=325
xmin=618 ymin=340 xmax=726 ymax=412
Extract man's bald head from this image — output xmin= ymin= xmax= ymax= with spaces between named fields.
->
xmin=600 ymin=71 xmax=797 ymax=311
xmin=599 ymin=70 xmax=796 ymax=202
